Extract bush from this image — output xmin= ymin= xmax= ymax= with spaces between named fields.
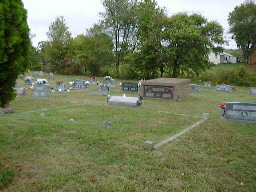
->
xmin=200 ymin=67 xmax=256 ymax=86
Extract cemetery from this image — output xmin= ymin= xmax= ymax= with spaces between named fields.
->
xmin=0 ymin=74 xmax=255 ymax=191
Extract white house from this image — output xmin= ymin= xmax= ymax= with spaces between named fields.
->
xmin=209 ymin=52 xmax=238 ymax=64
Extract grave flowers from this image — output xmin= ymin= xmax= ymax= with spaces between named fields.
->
xmin=56 ymin=80 xmax=63 ymax=84
xmin=218 ymin=102 xmax=226 ymax=117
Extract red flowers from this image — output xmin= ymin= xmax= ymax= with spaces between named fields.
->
xmin=56 ymin=80 xmax=63 ymax=83
xmin=218 ymin=102 xmax=226 ymax=109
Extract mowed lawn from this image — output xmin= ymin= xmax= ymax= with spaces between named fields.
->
xmin=0 ymin=74 xmax=255 ymax=191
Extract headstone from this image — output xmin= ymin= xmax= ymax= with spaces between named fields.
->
xmin=103 ymin=76 xmax=115 ymax=87
xmin=32 ymin=71 xmax=44 ymax=76
xmin=56 ymin=81 xmax=66 ymax=92
xmin=103 ymin=121 xmax=112 ymax=129
xmin=33 ymin=83 xmax=50 ymax=98
xmin=16 ymin=88 xmax=26 ymax=95
xmin=249 ymin=87 xmax=256 ymax=95
xmin=190 ymin=84 xmax=200 ymax=93
xmin=203 ymin=113 xmax=210 ymax=118
xmin=223 ymin=102 xmax=256 ymax=123
xmin=107 ymin=95 xmax=142 ymax=107
xmin=72 ymin=79 xmax=89 ymax=90
xmin=100 ymin=84 xmax=110 ymax=91
xmin=216 ymin=84 xmax=234 ymax=92
xmin=144 ymin=140 xmax=155 ymax=150
xmin=121 ymin=82 xmax=139 ymax=93
xmin=204 ymin=82 xmax=212 ymax=87
xmin=24 ymin=77 xmax=33 ymax=86
xmin=49 ymin=72 xmax=54 ymax=79
xmin=89 ymin=77 xmax=98 ymax=86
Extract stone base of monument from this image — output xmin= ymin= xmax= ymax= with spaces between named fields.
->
xmin=107 ymin=95 xmax=142 ymax=107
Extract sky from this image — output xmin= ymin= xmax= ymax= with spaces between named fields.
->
xmin=23 ymin=0 xmax=246 ymax=49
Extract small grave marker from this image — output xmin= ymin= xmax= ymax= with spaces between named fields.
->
xmin=190 ymin=84 xmax=200 ymax=93
xmin=204 ymin=82 xmax=212 ymax=87
xmin=103 ymin=121 xmax=112 ymax=129
xmin=24 ymin=77 xmax=33 ymax=86
xmin=144 ymin=140 xmax=155 ymax=150
xmin=249 ymin=87 xmax=256 ymax=95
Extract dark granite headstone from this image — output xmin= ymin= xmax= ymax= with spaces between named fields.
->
xmin=224 ymin=102 xmax=256 ymax=122
xmin=190 ymin=84 xmax=200 ymax=93
xmin=33 ymin=84 xmax=50 ymax=98
xmin=121 ymin=82 xmax=139 ymax=93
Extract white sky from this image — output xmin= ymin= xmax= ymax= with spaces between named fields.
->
xmin=23 ymin=0 xmax=245 ymax=49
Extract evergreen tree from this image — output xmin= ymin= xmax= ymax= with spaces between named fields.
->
xmin=0 ymin=0 xmax=30 ymax=108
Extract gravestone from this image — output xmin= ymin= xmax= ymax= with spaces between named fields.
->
xmin=216 ymin=84 xmax=235 ymax=92
xmin=204 ymin=82 xmax=212 ymax=87
xmin=140 ymin=78 xmax=191 ymax=100
xmin=32 ymin=71 xmax=44 ymax=76
xmin=56 ymin=81 xmax=65 ymax=92
xmin=249 ymin=87 xmax=256 ymax=95
xmin=121 ymin=82 xmax=139 ymax=93
xmin=72 ymin=79 xmax=89 ymax=90
xmin=190 ymin=84 xmax=200 ymax=93
xmin=89 ymin=77 xmax=98 ymax=86
xmin=100 ymin=84 xmax=110 ymax=91
xmin=49 ymin=72 xmax=54 ymax=79
xmin=144 ymin=140 xmax=155 ymax=150
xmin=16 ymin=88 xmax=26 ymax=95
xmin=107 ymin=95 xmax=142 ymax=107
xmin=103 ymin=121 xmax=112 ymax=129
xmin=103 ymin=76 xmax=115 ymax=87
xmin=33 ymin=83 xmax=50 ymax=98
xmin=24 ymin=78 xmax=33 ymax=86
xmin=223 ymin=102 xmax=256 ymax=123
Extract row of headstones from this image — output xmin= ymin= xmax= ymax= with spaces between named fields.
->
xmin=191 ymin=83 xmax=256 ymax=94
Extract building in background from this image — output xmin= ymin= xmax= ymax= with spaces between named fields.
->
xmin=209 ymin=52 xmax=240 ymax=64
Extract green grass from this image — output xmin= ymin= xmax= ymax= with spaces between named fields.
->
xmin=0 ymin=73 xmax=255 ymax=191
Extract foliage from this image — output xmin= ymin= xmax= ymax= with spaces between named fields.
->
xmin=43 ymin=16 xmax=73 ymax=74
xmin=228 ymin=1 xmax=256 ymax=62
xmin=101 ymin=0 xmax=138 ymax=74
xmin=29 ymin=46 xmax=42 ymax=70
xmin=163 ymin=13 xmax=225 ymax=77
xmin=200 ymin=66 xmax=256 ymax=86
xmin=0 ymin=0 xmax=31 ymax=108
xmin=131 ymin=0 xmax=166 ymax=79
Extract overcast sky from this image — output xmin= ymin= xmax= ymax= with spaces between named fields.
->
xmin=23 ymin=0 xmax=245 ymax=49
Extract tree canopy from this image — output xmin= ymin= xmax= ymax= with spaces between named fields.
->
xmin=0 ymin=0 xmax=30 ymax=108
xmin=228 ymin=1 xmax=256 ymax=64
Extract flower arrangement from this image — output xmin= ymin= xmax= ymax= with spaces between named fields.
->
xmin=56 ymin=80 xmax=63 ymax=83
xmin=218 ymin=102 xmax=226 ymax=109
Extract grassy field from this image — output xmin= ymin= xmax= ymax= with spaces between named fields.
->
xmin=0 ymin=72 xmax=256 ymax=191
